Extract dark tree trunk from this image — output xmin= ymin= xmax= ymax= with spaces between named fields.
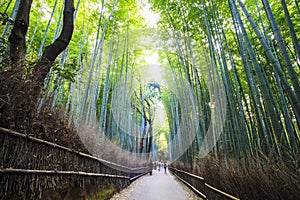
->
xmin=0 ymin=0 xmax=75 ymax=136
xmin=34 ymin=0 xmax=75 ymax=85
xmin=146 ymin=126 xmax=153 ymax=154
xmin=140 ymin=138 xmax=144 ymax=154
xmin=9 ymin=0 xmax=32 ymax=67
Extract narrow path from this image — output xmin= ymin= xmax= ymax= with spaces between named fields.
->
xmin=110 ymin=169 xmax=202 ymax=200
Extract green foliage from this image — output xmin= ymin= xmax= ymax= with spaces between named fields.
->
xmin=87 ymin=183 xmax=116 ymax=200
xmin=0 ymin=12 xmax=14 ymax=26
xmin=0 ymin=37 xmax=8 ymax=60
xmin=51 ymin=59 xmax=79 ymax=82
xmin=0 ymin=11 xmax=13 ymax=60
xmin=1 ymin=0 xmax=299 ymax=170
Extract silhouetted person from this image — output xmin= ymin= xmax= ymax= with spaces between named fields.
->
xmin=163 ymin=162 xmax=167 ymax=174
xmin=149 ymin=161 xmax=154 ymax=175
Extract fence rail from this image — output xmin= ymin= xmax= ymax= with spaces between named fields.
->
xmin=169 ymin=167 xmax=239 ymax=200
xmin=0 ymin=168 xmax=148 ymax=181
xmin=0 ymin=168 xmax=130 ymax=179
xmin=0 ymin=127 xmax=147 ymax=172
xmin=0 ymin=127 xmax=148 ymax=199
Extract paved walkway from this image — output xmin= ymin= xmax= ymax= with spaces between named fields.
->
xmin=110 ymin=169 xmax=202 ymax=200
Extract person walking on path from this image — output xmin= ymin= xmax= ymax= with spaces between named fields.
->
xmin=163 ymin=162 xmax=167 ymax=174
xmin=148 ymin=161 xmax=154 ymax=175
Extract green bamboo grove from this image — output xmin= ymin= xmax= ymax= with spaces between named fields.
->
xmin=1 ymin=0 xmax=299 ymax=170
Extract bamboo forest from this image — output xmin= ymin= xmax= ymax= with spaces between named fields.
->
xmin=0 ymin=0 xmax=299 ymax=199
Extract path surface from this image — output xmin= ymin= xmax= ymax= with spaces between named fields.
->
xmin=110 ymin=169 xmax=202 ymax=200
